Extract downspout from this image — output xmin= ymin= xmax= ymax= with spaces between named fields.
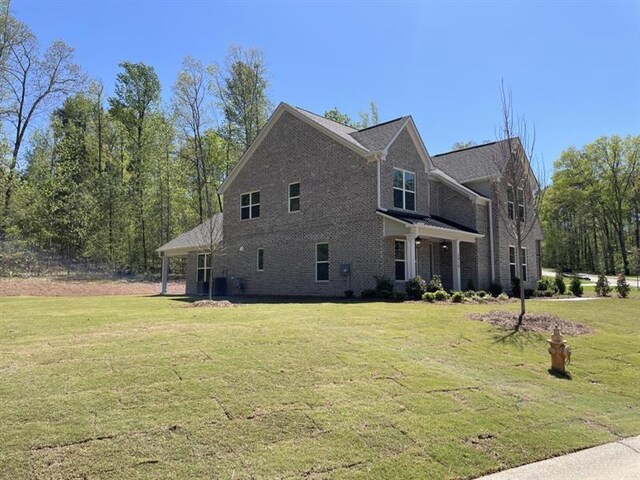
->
xmin=376 ymin=155 xmax=382 ymax=209
xmin=488 ymin=199 xmax=495 ymax=283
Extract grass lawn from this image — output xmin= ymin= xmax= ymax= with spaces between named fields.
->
xmin=1 ymin=295 xmax=639 ymax=479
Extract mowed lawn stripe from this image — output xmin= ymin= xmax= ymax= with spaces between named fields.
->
xmin=0 ymin=295 xmax=638 ymax=479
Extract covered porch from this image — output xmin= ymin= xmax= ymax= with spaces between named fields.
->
xmin=378 ymin=209 xmax=485 ymax=291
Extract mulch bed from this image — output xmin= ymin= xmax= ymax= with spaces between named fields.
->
xmin=467 ymin=311 xmax=594 ymax=335
xmin=189 ymin=300 xmax=239 ymax=308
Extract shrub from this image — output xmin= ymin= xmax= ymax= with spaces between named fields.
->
xmin=405 ymin=276 xmax=427 ymax=300
xmin=422 ymin=292 xmax=435 ymax=302
xmin=594 ymin=273 xmax=611 ymax=297
xmin=344 ymin=290 xmax=354 ymax=298
xmin=428 ymin=274 xmax=443 ymax=292
xmin=451 ymin=292 xmax=463 ymax=303
xmin=616 ymin=273 xmax=630 ymax=298
xmin=555 ymin=273 xmax=566 ymax=295
xmin=535 ymin=290 xmax=553 ymax=297
xmin=463 ymin=290 xmax=476 ymax=298
xmin=434 ymin=289 xmax=450 ymax=301
xmin=537 ymin=277 xmax=553 ymax=292
xmin=476 ymin=290 xmax=487 ymax=298
xmin=511 ymin=277 xmax=521 ymax=297
xmin=570 ymin=275 xmax=583 ymax=297
xmin=497 ymin=293 xmax=509 ymax=301
xmin=378 ymin=289 xmax=393 ymax=300
xmin=374 ymin=276 xmax=394 ymax=295
xmin=393 ymin=291 xmax=407 ymax=301
xmin=488 ymin=283 xmax=503 ymax=297
xmin=361 ymin=289 xmax=377 ymax=299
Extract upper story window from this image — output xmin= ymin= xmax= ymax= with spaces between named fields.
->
xmin=393 ymin=168 xmax=415 ymax=211
xmin=507 ymin=185 xmax=525 ymax=222
xmin=288 ymin=182 xmax=300 ymax=212
xmin=241 ymin=191 xmax=260 ymax=220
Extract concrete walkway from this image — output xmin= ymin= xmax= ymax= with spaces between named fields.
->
xmin=475 ymin=436 xmax=640 ymax=480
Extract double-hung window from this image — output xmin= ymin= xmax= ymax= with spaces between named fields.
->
xmin=393 ymin=168 xmax=416 ymax=211
xmin=257 ymin=248 xmax=264 ymax=271
xmin=241 ymin=191 xmax=260 ymax=220
xmin=395 ymin=240 xmax=406 ymax=281
xmin=197 ymin=253 xmax=211 ymax=282
xmin=509 ymin=246 xmax=528 ymax=281
xmin=507 ymin=185 xmax=525 ymax=222
xmin=288 ymin=183 xmax=300 ymax=212
xmin=316 ymin=243 xmax=329 ymax=282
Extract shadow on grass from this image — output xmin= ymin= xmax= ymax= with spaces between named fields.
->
xmin=492 ymin=329 xmax=546 ymax=350
xmin=548 ymin=368 xmax=572 ymax=380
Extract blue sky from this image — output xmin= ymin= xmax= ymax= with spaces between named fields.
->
xmin=15 ymin=0 xmax=640 ymax=174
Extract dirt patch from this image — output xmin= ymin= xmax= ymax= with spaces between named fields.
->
xmin=0 ymin=277 xmax=184 ymax=296
xmin=189 ymin=300 xmax=239 ymax=308
xmin=468 ymin=311 xmax=593 ymax=335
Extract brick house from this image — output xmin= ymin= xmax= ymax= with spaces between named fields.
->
xmin=157 ymin=103 xmax=543 ymax=296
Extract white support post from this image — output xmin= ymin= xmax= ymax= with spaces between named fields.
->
xmin=406 ymin=233 xmax=417 ymax=280
xmin=452 ymin=239 xmax=461 ymax=291
xmin=161 ymin=255 xmax=169 ymax=295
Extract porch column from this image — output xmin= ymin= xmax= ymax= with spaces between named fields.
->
xmin=452 ymin=239 xmax=461 ymax=291
xmin=161 ymin=255 xmax=169 ymax=295
xmin=406 ymin=233 xmax=417 ymax=280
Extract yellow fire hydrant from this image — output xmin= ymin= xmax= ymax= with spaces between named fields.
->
xmin=547 ymin=325 xmax=571 ymax=373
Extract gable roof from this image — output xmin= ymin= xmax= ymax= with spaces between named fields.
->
xmin=431 ymin=139 xmax=516 ymax=183
xmin=350 ymin=117 xmax=409 ymax=151
xmin=156 ymin=213 xmax=223 ymax=256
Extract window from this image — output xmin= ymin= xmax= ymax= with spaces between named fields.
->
xmin=393 ymin=168 xmax=416 ymax=211
xmin=395 ymin=240 xmax=406 ymax=281
xmin=316 ymin=243 xmax=329 ymax=281
xmin=197 ymin=253 xmax=211 ymax=282
xmin=507 ymin=185 xmax=525 ymax=222
xmin=509 ymin=246 xmax=528 ymax=281
xmin=288 ymin=182 xmax=300 ymax=212
xmin=257 ymin=248 xmax=264 ymax=271
xmin=241 ymin=191 xmax=260 ymax=220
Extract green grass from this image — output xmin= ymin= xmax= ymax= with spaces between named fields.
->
xmin=1 ymin=295 xmax=639 ymax=479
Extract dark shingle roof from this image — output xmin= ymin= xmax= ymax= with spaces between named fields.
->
xmin=378 ymin=209 xmax=479 ymax=234
xmin=292 ymin=105 xmax=409 ymax=153
xmin=350 ymin=117 xmax=409 ymax=151
xmin=432 ymin=139 xmax=515 ymax=183
xmin=157 ymin=214 xmax=223 ymax=254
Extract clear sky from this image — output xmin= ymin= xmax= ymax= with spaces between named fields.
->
xmin=13 ymin=0 xmax=640 ymax=174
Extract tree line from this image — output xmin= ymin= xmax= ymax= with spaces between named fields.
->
xmin=541 ymin=135 xmax=640 ymax=275
xmin=0 ymin=9 xmax=270 ymax=274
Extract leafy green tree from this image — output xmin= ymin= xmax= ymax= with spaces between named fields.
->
xmin=323 ymin=107 xmax=352 ymax=126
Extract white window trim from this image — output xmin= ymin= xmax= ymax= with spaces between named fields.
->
xmin=288 ymin=182 xmax=300 ymax=213
xmin=507 ymin=184 xmax=515 ymax=220
xmin=507 ymin=184 xmax=525 ymax=222
xmin=509 ymin=245 xmax=528 ymax=281
xmin=257 ymin=248 xmax=264 ymax=272
xmin=517 ymin=186 xmax=525 ymax=222
xmin=241 ymin=190 xmax=261 ymax=220
xmin=315 ymin=242 xmax=329 ymax=283
xmin=393 ymin=167 xmax=416 ymax=212
xmin=197 ymin=253 xmax=211 ymax=282
xmin=394 ymin=239 xmax=407 ymax=282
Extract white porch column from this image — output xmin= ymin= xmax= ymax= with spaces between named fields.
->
xmin=406 ymin=233 xmax=417 ymax=280
xmin=452 ymin=239 xmax=461 ymax=291
xmin=161 ymin=255 xmax=169 ymax=295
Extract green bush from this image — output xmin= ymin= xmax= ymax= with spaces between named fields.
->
xmin=422 ymin=292 xmax=435 ymax=302
xmin=451 ymin=292 xmax=463 ymax=303
xmin=378 ymin=289 xmax=393 ymax=300
xmin=428 ymin=274 xmax=443 ymax=292
xmin=434 ymin=290 xmax=450 ymax=301
xmin=405 ymin=276 xmax=427 ymax=300
xmin=535 ymin=290 xmax=553 ymax=297
xmin=374 ymin=276 xmax=394 ymax=295
xmin=594 ymin=273 xmax=611 ymax=297
xmin=463 ymin=290 xmax=476 ymax=298
xmin=555 ymin=273 xmax=566 ymax=294
xmin=511 ymin=277 xmax=521 ymax=297
xmin=497 ymin=293 xmax=509 ymax=301
xmin=361 ymin=289 xmax=377 ymax=299
xmin=393 ymin=291 xmax=407 ymax=301
xmin=488 ymin=283 xmax=503 ymax=297
xmin=537 ymin=277 xmax=553 ymax=292
xmin=570 ymin=275 xmax=583 ymax=297
xmin=476 ymin=290 xmax=487 ymax=298
xmin=616 ymin=273 xmax=630 ymax=298
xmin=344 ymin=290 xmax=354 ymax=298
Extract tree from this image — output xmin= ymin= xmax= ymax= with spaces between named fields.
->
xmin=108 ymin=61 xmax=161 ymax=271
xmin=323 ymin=107 xmax=352 ymax=126
xmin=490 ymin=83 xmax=543 ymax=327
xmin=212 ymin=46 xmax=270 ymax=153
xmin=323 ymin=101 xmax=380 ymax=129
xmin=0 ymin=15 xmax=85 ymax=232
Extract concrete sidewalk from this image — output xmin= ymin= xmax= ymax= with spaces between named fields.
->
xmin=475 ymin=436 xmax=640 ymax=480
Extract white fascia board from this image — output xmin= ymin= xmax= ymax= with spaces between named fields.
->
xmin=219 ymin=103 xmax=371 ymax=194
xmin=375 ymin=210 xmax=483 ymax=242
